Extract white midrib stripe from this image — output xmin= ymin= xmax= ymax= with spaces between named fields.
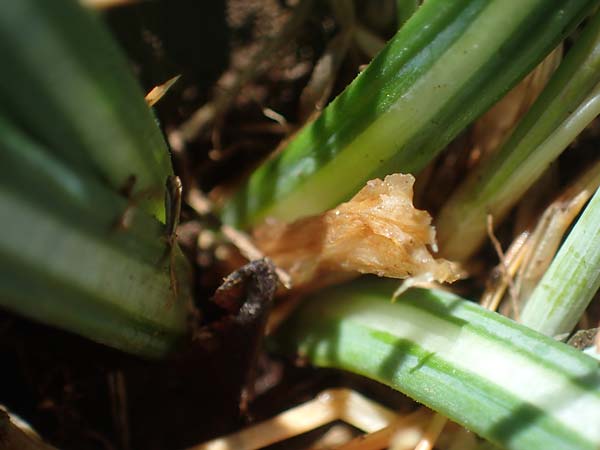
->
xmin=265 ymin=0 xmax=541 ymax=223
xmin=341 ymin=301 xmax=600 ymax=444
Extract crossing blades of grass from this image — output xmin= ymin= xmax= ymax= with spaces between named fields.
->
xmin=437 ymin=9 xmax=600 ymax=261
xmin=520 ymin=186 xmax=600 ymax=337
xmin=222 ymin=0 xmax=597 ymax=228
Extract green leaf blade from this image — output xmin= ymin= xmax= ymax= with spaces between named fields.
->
xmin=0 ymin=0 xmax=172 ymax=219
xmin=223 ymin=0 xmax=597 ymax=228
xmin=275 ymin=279 xmax=600 ymax=450
xmin=0 ymin=115 xmax=188 ymax=359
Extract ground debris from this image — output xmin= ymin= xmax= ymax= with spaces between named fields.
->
xmin=568 ymin=328 xmax=599 ymax=350
xmin=205 ymin=259 xmax=279 ymax=413
xmin=211 ymin=258 xmax=278 ymax=326
xmin=255 ymin=174 xmax=463 ymax=291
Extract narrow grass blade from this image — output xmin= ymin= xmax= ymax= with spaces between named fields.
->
xmin=0 ymin=115 xmax=189 ymax=359
xmin=437 ymin=9 xmax=600 ymax=261
xmin=274 ymin=278 xmax=600 ymax=450
xmin=520 ymin=187 xmax=600 ymax=336
xmin=0 ymin=0 xmax=173 ymax=219
xmin=222 ymin=0 xmax=597 ymax=228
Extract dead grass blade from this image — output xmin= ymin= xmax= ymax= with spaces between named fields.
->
xmin=145 ymin=75 xmax=181 ymax=107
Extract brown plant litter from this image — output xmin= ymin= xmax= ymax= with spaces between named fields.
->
xmin=254 ymin=174 xmax=462 ymax=291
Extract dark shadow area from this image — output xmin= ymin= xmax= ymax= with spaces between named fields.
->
xmin=376 ymin=338 xmax=414 ymax=382
xmin=0 ymin=306 xmax=258 ymax=450
xmin=487 ymin=369 xmax=600 ymax=447
xmin=105 ymin=0 xmax=229 ymax=108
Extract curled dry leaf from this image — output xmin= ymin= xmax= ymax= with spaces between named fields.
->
xmin=254 ymin=174 xmax=462 ymax=290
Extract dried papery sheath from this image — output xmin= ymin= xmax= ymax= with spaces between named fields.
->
xmin=254 ymin=174 xmax=462 ymax=290
xmin=470 ymin=46 xmax=562 ymax=161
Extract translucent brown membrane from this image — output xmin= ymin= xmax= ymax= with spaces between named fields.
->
xmin=254 ymin=174 xmax=462 ymax=290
